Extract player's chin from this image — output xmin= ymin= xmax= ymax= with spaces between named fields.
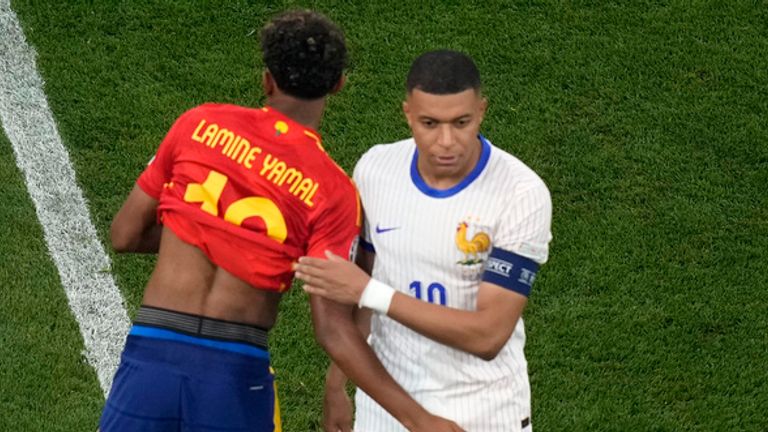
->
xmin=432 ymin=163 xmax=463 ymax=178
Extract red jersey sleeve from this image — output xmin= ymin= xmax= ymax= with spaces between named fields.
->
xmin=306 ymin=179 xmax=361 ymax=260
xmin=136 ymin=110 xmax=192 ymax=198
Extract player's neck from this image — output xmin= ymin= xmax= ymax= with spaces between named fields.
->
xmin=266 ymin=94 xmax=326 ymax=131
xmin=417 ymin=138 xmax=483 ymax=190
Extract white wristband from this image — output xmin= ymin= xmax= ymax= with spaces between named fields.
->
xmin=358 ymin=278 xmax=396 ymax=314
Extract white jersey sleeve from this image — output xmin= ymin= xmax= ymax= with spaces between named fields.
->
xmin=493 ymin=173 xmax=552 ymax=264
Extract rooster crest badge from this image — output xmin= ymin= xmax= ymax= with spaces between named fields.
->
xmin=455 ymin=221 xmax=491 ymax=265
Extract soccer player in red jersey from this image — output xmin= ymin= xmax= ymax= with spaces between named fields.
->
xmin=99 ymin=10 xmax=462 ymax=432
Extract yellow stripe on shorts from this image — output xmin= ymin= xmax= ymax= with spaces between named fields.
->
xmin=270 ymin=367 xmax=282 ymax=432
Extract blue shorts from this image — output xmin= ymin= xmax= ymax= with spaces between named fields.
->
xmin=100 ymin=307 xmax=280 ymax=432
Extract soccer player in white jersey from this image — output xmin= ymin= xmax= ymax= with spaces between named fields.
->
xmin=294 ymin=50 xmax=552 ymax=432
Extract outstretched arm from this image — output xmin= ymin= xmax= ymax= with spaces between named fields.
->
xmin=322 ymin=361 xmax=352 ymax=432
xmin=297 ymin=251 xmax=524 ymax=360
xmin=322 ymin=307 xmax=371 ymax=432
xmin=389 ymin=281 xmax=524 ymax=360
xmin=110 ymin=184 xmax=162 ymax=253
xmin=297 ymin=183 xmax=551 ymax=361
xmin=314 ymin=246 xmax=452 ymax=432
xmin=310 ymin=293 xmax=463 ymax=431
xmin=322 ymin=249 xmax=374 ymax=432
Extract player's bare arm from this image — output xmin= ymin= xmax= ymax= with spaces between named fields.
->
xmin=322 ymin=362 xmax=352 ymax=432
xmin=296 ymin=251 xmax=526 ymax=360
xmin=321 ymin=307 xmax=370 ymax=432
xmin=320 ymin=244 xmax=374 ymax=432
xmin=309 ymin=293 xmax=464 ymax=432
xmin=110 ymin=184 xmax=162 ymax=253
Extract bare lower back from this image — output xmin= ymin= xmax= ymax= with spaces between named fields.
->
xmin=141 ymin=228 xmax=283 ymax=329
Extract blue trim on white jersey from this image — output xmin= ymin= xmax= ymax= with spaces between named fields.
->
xmin=130 ymin=325 xmax=270 ymax=359
xmin=410 ymin=134 xmax=492 ymax=198
xmin=481 ymin=247 xmax=539 ymax=297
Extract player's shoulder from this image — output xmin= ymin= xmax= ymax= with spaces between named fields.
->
xmin=355 ymin=137 xmax=414 ymax=175
xmin=312 ymin=161 xmax=358 ymax=219
xmin=485 ymin=137 xmax=550 ymax=198
xmin=305 ymin=142 xmax=357 ymax=206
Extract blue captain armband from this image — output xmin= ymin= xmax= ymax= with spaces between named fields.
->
xmin=481 ymin=247 xmax=540 ymax=297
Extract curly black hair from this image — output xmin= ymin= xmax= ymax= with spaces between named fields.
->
xmin=261 ymin=10 xmax=347 ymax=100
xmin=406 ymin=50 xmax=481 ymax=95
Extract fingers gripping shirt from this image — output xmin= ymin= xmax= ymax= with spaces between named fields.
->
xmin=137 ymin=104 xmax=360 ymax=291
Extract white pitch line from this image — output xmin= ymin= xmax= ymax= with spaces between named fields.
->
xmin=0 ymin=1 xmax=129 ymax=397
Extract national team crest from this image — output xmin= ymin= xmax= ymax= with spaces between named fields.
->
xmin=274 ymin=120 xmax=289 ymax=136
xmin=455 ymin=220 xmax=491 ymax=265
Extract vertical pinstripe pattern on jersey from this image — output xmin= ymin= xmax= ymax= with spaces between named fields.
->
xmin=352 ymin=138 xmax=551 ymax=431
xmin=355 ymin=142 xmax=414 ymax=432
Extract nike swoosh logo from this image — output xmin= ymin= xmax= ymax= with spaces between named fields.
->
xmin=375 ymin=224 xmax=400 ymax=234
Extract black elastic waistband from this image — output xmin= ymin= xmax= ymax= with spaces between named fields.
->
xmin=134 ymin=306 xmax=269 ymax=350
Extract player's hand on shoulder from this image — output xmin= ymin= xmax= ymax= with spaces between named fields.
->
xmin=294 ymin=250 xmax=370 ymax=305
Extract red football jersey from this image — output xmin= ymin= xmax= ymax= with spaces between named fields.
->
xmin=137 ymin=104 xmax=360 ymax=292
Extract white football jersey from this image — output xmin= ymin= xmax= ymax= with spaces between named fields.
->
xmin=353 ymin=136 xmax=552 ymax=432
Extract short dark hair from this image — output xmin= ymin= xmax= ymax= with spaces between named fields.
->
xmin=406 ymin=50 xmax=481 ymax=94
xmin=261 ymin=10 xmax=347 ymax=100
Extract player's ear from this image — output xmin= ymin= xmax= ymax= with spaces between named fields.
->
xmin=478 ymin=95 xmax=488 ymax=121
xmin=402 ymin=98 xmax=413 ymax=127
xmin=262 ymin=70 xmax=276 ymax=97
xmin=330 ymin=75 xmax=346 ymax=95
